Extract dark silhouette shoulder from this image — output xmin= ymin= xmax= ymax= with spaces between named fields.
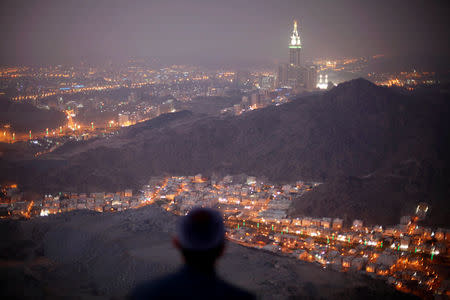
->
xmin=130 ymin=266 xmax=255 ymax=300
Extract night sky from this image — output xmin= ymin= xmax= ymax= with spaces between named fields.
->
xmin=1 ymin=0 xmax=449 ymax=65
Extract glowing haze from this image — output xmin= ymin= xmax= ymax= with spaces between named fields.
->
xmin=0 ymin=0 xmax=449 ymax=65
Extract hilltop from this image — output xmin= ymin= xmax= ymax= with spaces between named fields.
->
xmin=0 ymin=206 xmax=417 ymax=299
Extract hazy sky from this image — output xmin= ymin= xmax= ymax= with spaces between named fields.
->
xmin=1 ymin=0 xmax=449 ymax=65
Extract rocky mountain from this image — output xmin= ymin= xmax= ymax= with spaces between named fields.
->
xmin=0 ymin=206 xmax=417 ymax=299
xmin=4 ymin=78 xmax=450 ymax=226
xmin=289 ymin=160 xmax=450 ymax=227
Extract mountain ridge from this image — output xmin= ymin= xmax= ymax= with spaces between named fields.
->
xmin=4 ymin=78 xmax=450 ymax=225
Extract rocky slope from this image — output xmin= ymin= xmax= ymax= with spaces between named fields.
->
xmin=0 ymin=206 xmax=417 ymax=299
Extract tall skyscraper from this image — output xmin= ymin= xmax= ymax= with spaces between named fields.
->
xmin=277 ymin=20 xmax=317 ymax=91
xmin=289 ymin=21 xmax=302 ymax=67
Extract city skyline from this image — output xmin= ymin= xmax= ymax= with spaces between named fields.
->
xmin=1 ymin=1 xmax=449 ymax=298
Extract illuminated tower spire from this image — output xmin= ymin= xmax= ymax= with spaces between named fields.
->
xmin=289 ymin=20 xmax=302 ymax=67
xmin=290 ymin=20 xmax=301 ymax=48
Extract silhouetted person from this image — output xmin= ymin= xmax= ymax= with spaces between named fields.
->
xmin=130 ymin=207 xmax=255 ymax=300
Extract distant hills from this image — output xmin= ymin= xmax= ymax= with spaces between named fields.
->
xmin=4 ymin=79 xmax=450 ymax=226
xmin=0 ymin=97 xmax=65 ymax=133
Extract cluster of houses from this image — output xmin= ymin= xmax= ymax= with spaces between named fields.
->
xmin=1 ymin=176 xmax=448 ymax=297
xmin=153 ymin=174 xmax=320 ymax=219
xmin=0 ymin=185 xmax=145 ymax=218
xmin=225 ymin=213 xmax=448 ymax=297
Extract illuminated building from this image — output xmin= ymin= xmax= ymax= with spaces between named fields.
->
xmin=320 ymin=218 xmax=331 ymax=229
xmin=246 ymin=176 xmax=256 ymax=185
xmin=259 ymin=75 xmax=275 ymax=90
xmin=124 ymin=189 xmax=133 ymax=197
xmin=415 ymin=202 xmax=429 ymax=220
xmin=332 ymin=218 xmax=343 ymax=230
xmin=278 ymin=20 xmax=317 ymax=91
xmin=118 ymin=113 xmax=130 ymax=127
xmin=289 ymin=20 xmax=302 ymax=67
xmin=366 ymin=264 xmax=376 ymax=273
xmin=399 ymin=237 xmax=410 ymax=250
xmin=352 ymin=219 xmax=363 ymax=231
xmin=317 ymin=74 xmax=329 ymax=89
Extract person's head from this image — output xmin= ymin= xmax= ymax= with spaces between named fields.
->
xmin=173 ymin=207 xmax=225 ymax=269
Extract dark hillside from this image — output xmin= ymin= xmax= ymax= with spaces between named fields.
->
xmin=5 ymin=79 xmax=450 ymax=225
xmin=0 ymin=97 xmax=65 ymax=133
